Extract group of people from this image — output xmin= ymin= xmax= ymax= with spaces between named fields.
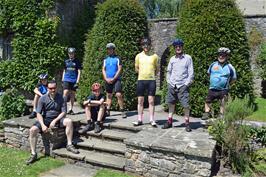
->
xmin=26 ymin=37 xmax=236 ymax=165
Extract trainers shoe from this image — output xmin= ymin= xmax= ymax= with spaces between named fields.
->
xmin=29 ymin=112 xmax=36 ymax=119
xmin=67 ymin=110 xmax=75 ymax=115
xmin=66 ymin=144 xmax=79 ymax=154
xmin=26 ymin=153 xmax=37 ymax=165
xmin=78 ymin=123 xmax=94 ymax=134
xmin=185 ymin=124 xmax=192 ymax=132
xmin=94 ymin=122 xmax=102 ymax=133
xmin=150 ymin=121 xmax=157 ymax=127
xmin=132 ymin=121 xmax=143 ymax=126
xmin=121 ymin=111 xmax=127 ymax=119
xmin=162 ymin=121 xmax=172 ymax=129
xmin=201 ymin=112 xmax=211 ymax=120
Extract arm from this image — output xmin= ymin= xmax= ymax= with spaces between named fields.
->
xmin=102 ymin=60 xmax=108 ymax=82
xmin=50 ymin=98 xmax=66 ymax=128
xmin=185 ymin=57 xmax=194 ymax=86
xmin=166 ymin=59 xmax=172 ymax=84
xmin=34 ymin=87 xmax=43 ymax=97
xmin=112 ymin=65 xmax=122 ymax=81
xmin=62 ymin=70 xmax=65 ymax=81
xmin=76 ymin=69 xmax=81 ymax=84
xmin=135 ymin=55 xmax=139 ymax=73
xmin=36 ymin=97 xmax=48 ymax=132
xmin=155 ymin=55 xmax=159 ymax=75
xmin=229 ymin=64 xmax=237 ymax=85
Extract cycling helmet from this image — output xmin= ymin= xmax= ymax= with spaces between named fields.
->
xmin=91 ymin=83 xmax=101 ymax=91
xmin=106 ymin=43 xmax=116 ymax=49
xmin=140 ymin=38 xmax=151 ymax=46
xmin=68 ymin=47 xmax=76 ymax=53
xmin=38 ymin=73 xmax=48 ymax=80
xmin=218 ymin=47 xmax=230 ymax=55
xmin=172 ymin=38 xmax=184 ymax=47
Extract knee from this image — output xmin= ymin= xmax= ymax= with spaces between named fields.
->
xmin=64 ymin=118 xmax=73 ymax=127
xmin=107 ymin=93 xmax=112 ymax=99
xmin=148 ymin=98 xmax=154 ymax=105
xmin=116 ymin=92 xmax=122 ymax=98
xmin=29 ymin=127 xmax=38 ymax=136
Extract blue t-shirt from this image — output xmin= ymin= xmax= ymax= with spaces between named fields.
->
xmin=208 ymin=61 xmax=237 ymax=90
xmin=63 ymin=58 xmax=82 ymax=83
xmin=36 ymin=83 xmax=48 ymax=95
xmin=103 ymin=55 xmax=121 ymax=80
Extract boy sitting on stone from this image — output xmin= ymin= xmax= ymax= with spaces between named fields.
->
xmin=79 ymin=83 xmax=107 ymax=134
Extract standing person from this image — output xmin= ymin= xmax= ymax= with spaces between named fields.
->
xmin=78 ymin=83 xmax=106 ymax=134
xmin=29 ymin=73 xmax=48 ymax=119
xmin=202 ymin=47 xmax=236 ymax=120
xmin=162 ymin=39 xmax=194 ymax=132
xmin=133 ymin=37 xmax=159 ymax=127
xmin=102 ymin=43 xmax=126 ymax=118
xmin=26 ymin=81 xmax=79 ymax=165
xmin=62 ymin=47 xmax=82 ymax=115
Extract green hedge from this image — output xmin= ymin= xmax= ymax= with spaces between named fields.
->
xmin=77 ymin=0 xmax=148 ymax=110
xmin=0 ymin=0 xmax=65 ymax=91
xmin=162 ymin=0 xmax=254 ymax=116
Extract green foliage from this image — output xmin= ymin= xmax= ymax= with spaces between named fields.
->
xmin=249 ymin=127 xmax=266 ymax=147
xmin=78 ymin=0 xmax=147 ymax=110
xmin=209 ymin=96 xmax=255 ymax=175
xmin=258 ymin=42 xmax=266 ymax=80
xmin=0 ymin=89 xmax=26 ymax=120
xmin=0 ymin=146 xmax=64 ymax=177
xmin=162 ymin=0 xmax=254 ymax=116
xmin=0 ymin=0 xmax=65 ymax=91
xmin=248 ymin=27 xmax=263 ymax=49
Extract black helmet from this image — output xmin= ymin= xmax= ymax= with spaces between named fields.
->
xmin=140 ymin=38 xmax=151 ymax=46
xmin=38 ymin=73 xmax=48 ymax=80
xmin=172 ymin=38 xmax=184 ymax=47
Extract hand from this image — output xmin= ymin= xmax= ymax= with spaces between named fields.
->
xmin=49 ymin=120 xmax=57 ymax=129
xmin=73 ymin=83 xmax=78 ymax=89
xmin=41 ymin=125 xmax=48 ymax=133
xmin=106 ymin=79 xmax=112 ymax=84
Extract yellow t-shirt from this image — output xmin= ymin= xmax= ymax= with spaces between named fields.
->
xmin=135 ymin=51 xmax=159 ymax=80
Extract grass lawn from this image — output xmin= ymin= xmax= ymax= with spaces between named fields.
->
xmin=0 ymin=145 xmax=64 ymax=177
xmin=247 ymin=98 xmax=266 ymax=122
xmin=94 ymin=169 xmax=134 ymax=177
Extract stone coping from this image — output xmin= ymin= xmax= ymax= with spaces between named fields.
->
xmin=124 ymin=128 xmax=216 ymax=160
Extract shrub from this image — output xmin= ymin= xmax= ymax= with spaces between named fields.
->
xmin=258 ymin=42 xmax=266 ymax=80
xmin=78 ymin=0 xmax=148 ymax=110
xmin=162 ymin=0 xmax=254 ymax=116
xmin=0 ymin=89 xmax=26 ymax=120
xmin=0 ymin=0 xmax=65 ymax=92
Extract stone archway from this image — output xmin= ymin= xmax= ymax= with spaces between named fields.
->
xmin=148 ymin=18 xmax=177 ymax=89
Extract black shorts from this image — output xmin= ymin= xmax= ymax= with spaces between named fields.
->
xmin=167 ymin=84 xmax=190 ymax=108
xmin=105 ymin=80 xmax=122 ymax=94
xmin=206 ymin=89 xmax=228 ymax=103
xmin=136 ymin=80 xmax=156 ymax=96
xmin=63 ymin=81 xmax=76 ymax=91
xmin=91 ymin=106 xmax=106 ymax=122
xmin=33 ymin=118 xmax=65 ymax=133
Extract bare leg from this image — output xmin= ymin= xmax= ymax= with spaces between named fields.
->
xmin=32 ymin=95 xmax=40 ymax=112
xmin=116 ymin=92 xmax=124 ymax=110
xmin=137 ymin=96 xmax=144 ymax=121
xmin=63 ymin=118 xmax=73 ymax=145
xmin=97 ymin=104 xmax=106 ymax=122
xmin=184 ymin=108 xmax=190 ymax=124
xmin=70 ymin=91 xmax=75 ymax=111
xmin=148 ymin=96 xmax=155 ymax=122
xmin=85 ymin=105 xmax=92 ymax=121
xmin=204 ymin=102 xmax=211 ymax=113
xmin=220 ymin=98 xmax=225 ymax=114
xmin=168 ymin=103 xmax=175 ymax=118
xmin=29 ymin=126 xmax=40 ymax=155
xmin=106 ymin=93 xmax=113 ymax=110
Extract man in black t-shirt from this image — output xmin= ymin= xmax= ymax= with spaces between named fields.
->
xmin=79 ymin=83 xmax=106 ymax=134
xmin=26 ymin=81 xmax=79 ymax=165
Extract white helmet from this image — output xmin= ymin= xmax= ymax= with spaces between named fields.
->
xmin=106 ymin=43 xmax=116 ymax=49
xmin=68 ymin=47 xmax=76 ymax=53
xmin=218 ymin=47 xmax=230 ymax=54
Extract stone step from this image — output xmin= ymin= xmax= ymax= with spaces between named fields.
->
xmin=53 ymin=148 xmax=125 ymax=170
xmin=77 ymin=137 xmax=126 ymax=155
xmin=85 ymin=129 xmax=135 ymax=142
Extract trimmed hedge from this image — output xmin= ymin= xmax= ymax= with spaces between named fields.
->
xmin=162 ymin=0 xmax=254 ymax=116
xmin=77 ymin=0 xmax=148 ymax=110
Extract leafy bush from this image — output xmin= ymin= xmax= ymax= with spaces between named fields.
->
xmin=209 ymin=96 xmax=254 ymax=175
xmin=0 ymin=89 xmax=26 ymax=121
xmin=258 ymin=42 xmax=266 ymax=80
xmin=162 ymin=0 xmax=254 ymax=116
xmin=78 ymin=0 xmax=148 ymax=110
xmin=0 ymin=0 xmax=65 ymax=92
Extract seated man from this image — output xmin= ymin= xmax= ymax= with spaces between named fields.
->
xmin=29 ymin=73 xmax=48 ymax=119
xmin=26 ymin=80 xmax=79 ymax=165
xmin=79 ymin=83 xmax=106 ymax=134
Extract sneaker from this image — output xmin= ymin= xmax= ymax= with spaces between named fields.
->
xmin=67 ymin=110 xmax=75 ymax=115
xmin=26 ymin=153 xmax=37 ymax=165
xmin=29 ymin=112 xmax=36 ymax=119
xmin=150 ymin=121 xmax=157 ymax=127
xmin=162 ymin=121 xmax=172 ymax=129
xmin=201 ymin=112 xmax=211 ymax=120
xmin=132 ymin=121 xmax=143 ymax=126
xmin=185 ymin=124 xmax=192 ymax=132
xmin=78 ymin=123 xmax=94 ymax=134
xmin=66 ymin=144 xmax=79 ymax=154
xmin=94 ymin=122 xmax=102 ymax=133
xmin=121 ymin=111 xmax=127 ymax=119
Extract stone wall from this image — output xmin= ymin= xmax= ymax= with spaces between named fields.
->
xmin=245 ymin=16 xmax=266 ymax=37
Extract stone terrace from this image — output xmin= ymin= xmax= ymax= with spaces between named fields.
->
xmin=3 ymin=105 xmax=216 ymax=177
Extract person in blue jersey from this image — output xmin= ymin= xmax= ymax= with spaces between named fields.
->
xmin=62 ymin=47 xmax=82 ymax=115
xmin=29 ymin=73 xmax=48 ymax=119
xmin=102 ymin=43 xmax=126 ymax=118
xmin=202 ymin=47 xmax=237 ymax=120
